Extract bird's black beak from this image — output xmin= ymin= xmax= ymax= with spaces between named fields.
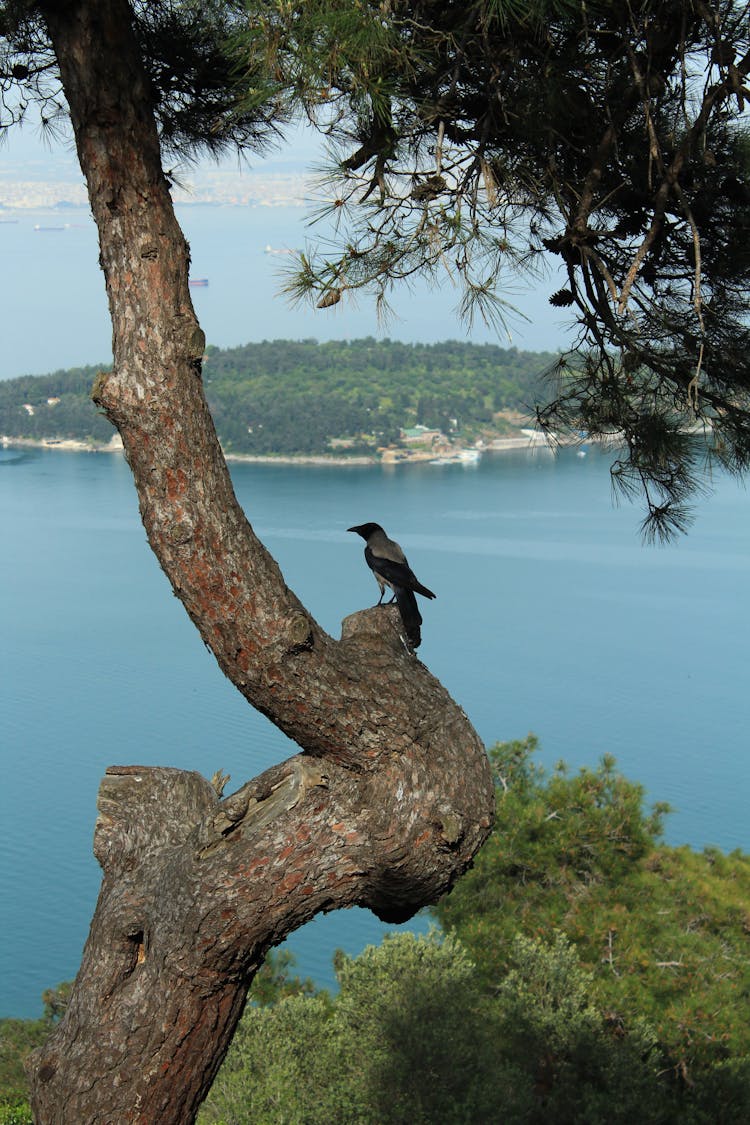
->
xmin=347 ymin=525 xmax=361 ymax=535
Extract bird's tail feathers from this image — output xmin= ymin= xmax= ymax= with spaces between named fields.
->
xmin=394 ymin=587 xmax=422 ymax=649
xmin=413 ymin=581 xmax=436 ymax=600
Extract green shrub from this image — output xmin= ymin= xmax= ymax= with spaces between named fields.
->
xmin=0 ymin=1101 xmax=33 ymax=1125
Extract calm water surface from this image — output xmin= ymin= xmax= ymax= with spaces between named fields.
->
xmin=2 ymin=445 xmax=749 ymax=1017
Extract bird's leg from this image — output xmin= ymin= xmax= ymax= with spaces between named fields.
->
xmin=379 ymin=580 xmax=397 ymax=605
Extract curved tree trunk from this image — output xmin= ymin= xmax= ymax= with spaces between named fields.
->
xmin=26 ymin=1 xmax=495 ymax=1121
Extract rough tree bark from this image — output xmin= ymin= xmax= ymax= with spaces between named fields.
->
xmin=25 ymin=1 xmax=495 ymax=1122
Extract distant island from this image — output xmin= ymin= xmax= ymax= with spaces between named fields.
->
xmin=0 ymin=338 xmax=559 ymax=462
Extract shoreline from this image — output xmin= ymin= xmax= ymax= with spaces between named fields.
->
xmin=1 ymin=432 xmax=570 ymax=465
xmin=0 ymin=435 xmax=380 ymax=464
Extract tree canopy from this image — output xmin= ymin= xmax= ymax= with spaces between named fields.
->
xmin=434 ymin=737 xmax=750 ymax=1098
xmin=0 ymin=0 xmax=281 ymax=155
xmin=237 ymin=0 xmax=750 ymax=539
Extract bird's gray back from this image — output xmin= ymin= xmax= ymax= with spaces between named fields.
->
xmin=369 ymin=528 xmax=406 ymax=564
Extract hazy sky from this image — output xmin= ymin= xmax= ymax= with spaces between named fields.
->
xmin=0 ymin=117 xmax=573 ymax=380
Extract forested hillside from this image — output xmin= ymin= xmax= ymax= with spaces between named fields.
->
xmin=0 ymin=366 xmax=115 ymax=446
xmin=0 ymin=339 xmax=554 ymax=455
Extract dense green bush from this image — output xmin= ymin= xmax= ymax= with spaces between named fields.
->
xmin=199 ymin=929 xmax=673 ymax=1125
xmin=434 ymin=737 xmax=750 ymax=1117
xmin=0 ymin=1103 xmax=33 ymax=1125
xmin=199 ymin=932 xmax=520 ymax=1125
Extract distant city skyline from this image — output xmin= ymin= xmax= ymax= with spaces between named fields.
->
xmin=1 ymin=118 xmax=316 ymax=211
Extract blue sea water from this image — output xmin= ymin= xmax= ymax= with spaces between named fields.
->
xmin=1 ymin=444 xmax=749 ymax=1018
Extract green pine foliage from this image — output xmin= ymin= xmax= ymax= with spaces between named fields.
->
xmin=492 ymin=931 xmax=661 ymax=1124
xmin=434 ymin=737 xmax=750 ymax=1111
xmin=245 ymin=0 xmax=750 ymax=540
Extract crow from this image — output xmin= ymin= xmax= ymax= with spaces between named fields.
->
xmin=348 ymin=522 xmax=436 ymax=649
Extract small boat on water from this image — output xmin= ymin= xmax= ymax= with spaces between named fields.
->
xmin=189 ymin=278 xmax=209 ymax=287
